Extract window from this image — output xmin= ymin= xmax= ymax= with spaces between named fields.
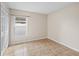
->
xmin=14 ymin=16 xmax=28 ymax=42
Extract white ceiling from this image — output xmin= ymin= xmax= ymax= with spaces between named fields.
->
xmin=7 ymin=2 xmax=74 ymax=14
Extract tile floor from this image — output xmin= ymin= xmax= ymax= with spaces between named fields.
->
xmin=4 ymin=39 xmax=79 ymax=56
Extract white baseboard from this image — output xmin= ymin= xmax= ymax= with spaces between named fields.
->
xmin=8 ymin=36 xmax=79 ymax=52
xmin=48 ymin=37 xmax=79 ymax=52
xmin=10 ymin=35 xmax=47 ymax=45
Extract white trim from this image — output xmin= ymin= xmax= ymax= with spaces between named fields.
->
xmin=48 ymin=37 xmax=79 ymax=52
xmin=10 ymin=36 xmax=47 ymax=45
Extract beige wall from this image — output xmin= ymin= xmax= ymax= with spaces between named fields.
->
xmin=5 ymin=3 xmax=79 ymax=52
xmin=10 ymin=9 xmax=47 ymax=44
xmin=48 ymin=3 xmax=79 ymax=51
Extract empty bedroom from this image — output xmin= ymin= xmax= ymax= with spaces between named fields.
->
xmin=0 ymin=2 xmax=79 ymax=56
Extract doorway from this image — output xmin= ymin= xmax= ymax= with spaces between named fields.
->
xmin=10 ymin=16 xmax=28 ymax=45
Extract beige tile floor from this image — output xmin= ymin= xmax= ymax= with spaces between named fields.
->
xmin=4 ymin=39 xmax=79 ymax=56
